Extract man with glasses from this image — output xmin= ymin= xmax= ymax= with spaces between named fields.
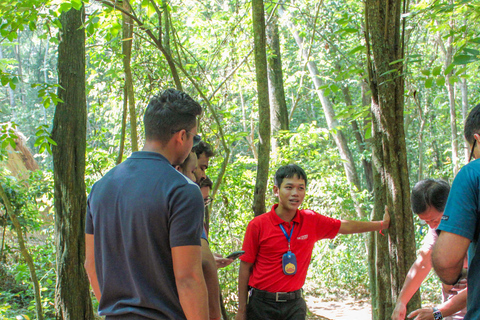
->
xmin=392 ymin=179 xmax=467 ymax=320
xmin=433 ymin=103 xmax=480 ymax=320
xmin=85 ymin=89 xmax=208 ymax=319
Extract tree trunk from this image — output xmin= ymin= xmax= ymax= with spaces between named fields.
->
xmin=365 ymin=0 xmax=420 ymax=319
xmin=122 ymin=0 xmax=138 ymax=152
xmin=51 ymin=6 xmax=94 ymax=320
xmin=116 ymin=85 xmax=128 ymax=165
xmin=0 ymin=185 xmax=43 ymax=320
xmin=251 ymin=0 xmax=271 ymax=217
xmin=341 ymin=83 xmax=373 ymax=193
xmin=266 ymin=14 xmax=288 ymax=156
xmin=461 ymin=76 xmax=469 ymax=161
xmin=279 ymin=5 xmax=365 ymax=218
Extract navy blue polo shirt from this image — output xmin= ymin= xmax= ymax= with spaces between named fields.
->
xmin=86 ymin=151 xmax=204 ymax=319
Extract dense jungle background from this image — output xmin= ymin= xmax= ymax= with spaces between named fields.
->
xmin=0 ymin=0 xmax=479 ymax=319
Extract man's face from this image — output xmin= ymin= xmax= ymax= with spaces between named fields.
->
xmin=194 ymin=153 xmax=209 ymax=184
xmin=183 ymin=152 xmax=198 ymax=182
xmin=417 ymin=206 xmax=443 ymax=229
xmin=175 ymin=126 xmax=198 ymax=166
xmin=273 ymin=176 xmax=306 ymax=213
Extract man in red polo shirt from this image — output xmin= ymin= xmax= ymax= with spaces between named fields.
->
xmin=236 ymin=164 xmax=390 ymax=320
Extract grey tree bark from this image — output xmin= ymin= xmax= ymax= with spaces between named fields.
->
xmin=266 ymin=14 xmax=289 ymax=156
xmin=365 ymin=0 xmax=420 ymax=318
xmin=51 ymin=6 xmax=94 ymax=319
xmin=251 ymin=0 xmax=271 ymax=217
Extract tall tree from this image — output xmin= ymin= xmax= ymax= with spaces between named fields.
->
xmin=122 ymin=0 xmax=138 ymax=152
xmin=266 ymin=14 xmax=288 ymax=156
xmin=365 ymin=0 xmax=419 ymax=319
xmin=51 ymin=6 xmax=94 ymax=319
xmin=251 ymin=0 xmax=271 ymax=217
xmin=278 ymin=4 xmax=365 ymax=218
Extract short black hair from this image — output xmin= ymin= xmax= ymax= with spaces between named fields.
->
xmin=411 ymin=179 xmax=450 ymax=214
xmin=464 ymin=103 xmax=480 ymax=145
xmin=200 ymin=176 xmax=213 ymax=189
xmin=143 ymin=89 xmax=202 ymax=142
xmin=192 ymin=141 xmax=215 ymax=158
xmin=274 ymin=164 xmax=307 ymax=187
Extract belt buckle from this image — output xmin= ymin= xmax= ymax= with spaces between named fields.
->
xmin=275 ymin=292 xmax=287 ymax=302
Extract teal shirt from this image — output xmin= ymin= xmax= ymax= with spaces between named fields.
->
xmin=438 ymin=159 xmax=480 ymax=320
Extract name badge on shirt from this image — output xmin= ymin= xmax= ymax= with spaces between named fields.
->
xmin=282 ymin=252 xmax=297 ymax=275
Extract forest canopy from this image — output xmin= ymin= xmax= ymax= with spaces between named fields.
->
xmin=0 ymin=0 xmax=479 ymax=319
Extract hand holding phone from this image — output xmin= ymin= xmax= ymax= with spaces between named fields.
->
xmin=226 ymin=250 xmax=245 ymax=260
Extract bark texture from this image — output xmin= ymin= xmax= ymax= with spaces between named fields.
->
xmin=122 ymin=0 xmax=138 ymax=152
xmin=51 ymin=6 xmax=94 ymax=320
xmin=252 ymin=0 xmax=271 ymax=217
xmin=365 ymin=0 xmax=420 ymax=318
xmin=267 ymin=14 xmax=289 ymax=156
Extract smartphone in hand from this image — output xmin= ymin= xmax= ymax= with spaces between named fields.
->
xmin=226 ymin=250 xmax=245 ymax=260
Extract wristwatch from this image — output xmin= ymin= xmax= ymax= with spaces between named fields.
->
xmin=432 ymin=307 xmax=443 ymax=320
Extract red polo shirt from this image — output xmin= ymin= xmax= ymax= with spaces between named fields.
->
xmin=240 ymin=204 xmax=341 ymax=292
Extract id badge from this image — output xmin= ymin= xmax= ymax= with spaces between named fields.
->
xmin=282 ymin=251 xmax=297 ymax=275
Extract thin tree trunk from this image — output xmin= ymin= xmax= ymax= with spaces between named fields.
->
xmin=51 ymin=6 xmax=94 ymax=319
xmin=365 ymin=1 xmax=420 ymax=318
xmin=279 ymin=5 xmax=365 ymax=218
xmin=240 ymin=89 xmax=258 ymax=159
xmin=251 ymin=0 xmax=271 ymax=217
xmin=266 ymin=14 xmax=288 ymax=157
xmin=341 ymin=83 xmax=373 ymax=193
xmin=122 ymin=0 xmax=138 ymax=152
xmin=116 ymin=85 xmax=128 ymax=165
xmin=461 ymin=76 xmax=469 ymax=160
xmin=0 ymin=185 xmax=43 ymax=320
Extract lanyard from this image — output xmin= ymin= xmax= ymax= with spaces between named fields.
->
xmin=279 ymin=224 xmax=294 ymax=252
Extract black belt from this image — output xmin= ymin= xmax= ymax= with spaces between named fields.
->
xmin=250 ymin=288 xmax=302 ymax=302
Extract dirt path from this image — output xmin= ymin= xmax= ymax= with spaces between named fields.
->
xmin=306 ymin=296 xmax=372 ymax=320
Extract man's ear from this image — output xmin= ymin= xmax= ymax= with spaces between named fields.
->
xmin=474 ymin=133 xmax=480 ymax=143
xmin=172 ymin=129 xmax=187 ymax=145
xmin=273 ymin=185 xmax=279 ymax=197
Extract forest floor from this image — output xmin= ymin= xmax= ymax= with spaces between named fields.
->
xmin=306 ymin=295 xmax=371 ymax=320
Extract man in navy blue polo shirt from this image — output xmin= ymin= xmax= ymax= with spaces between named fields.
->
xmin=85 ymin=89 xmax=209 ymax=320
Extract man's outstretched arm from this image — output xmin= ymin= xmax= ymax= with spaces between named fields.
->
xmin=172 ymin=245 xmax=209 ymax=320
xmin=339 ymin=209 xmax=390 ymax=235
xmin=432 ymin=231 xmax=470 ymax=285
xmin=391 ymin=248 xmax=433 ymax=320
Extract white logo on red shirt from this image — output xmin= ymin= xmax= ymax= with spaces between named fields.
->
xmin=297 ymin=234 xmax=308 ymax=240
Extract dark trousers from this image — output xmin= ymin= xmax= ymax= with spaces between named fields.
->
xmin=246 ymin=292 xmax=307 ymax=320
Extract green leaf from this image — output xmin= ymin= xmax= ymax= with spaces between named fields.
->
xmin=330 ymin=84 xmax=339 ymax=93
xmin=436 ymin=76 xmax=445 ymax=86
xmin=449 ymin=75 xmax=458 ymax=85
xmin=389 ymin=58 xmax=404 ymax=65
xmin=425 ymin=78 xmax=433 ymax=88
xmin=453 ymin=55 xmax=478 ymax=65
xmin=348 ymin=45 xmax=365 ymax=55
xmin=72 ymin=0 xmax=83 ymax=10
xmin=421 ymin=69 xmax=430 ymax=76
xmin=444 ymin=63 xmax=455 ymax=75
xmin=432 ymin=66 xmax=442 ymax=76
xmin=379 ymin=69 xmax=397 ymax=77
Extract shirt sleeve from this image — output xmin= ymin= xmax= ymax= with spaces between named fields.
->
xmin=85 ymin=193 xmax=94 ymax=235
xmin=168 ymin=182 xmax=204 ymax=247
xmin=240 ymin=219 xmax=260 ymax=264
xmin=438 ymin=164 xmax=480 ymax=241
xmin=314 ymin=213 xmax=341 ymax=241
